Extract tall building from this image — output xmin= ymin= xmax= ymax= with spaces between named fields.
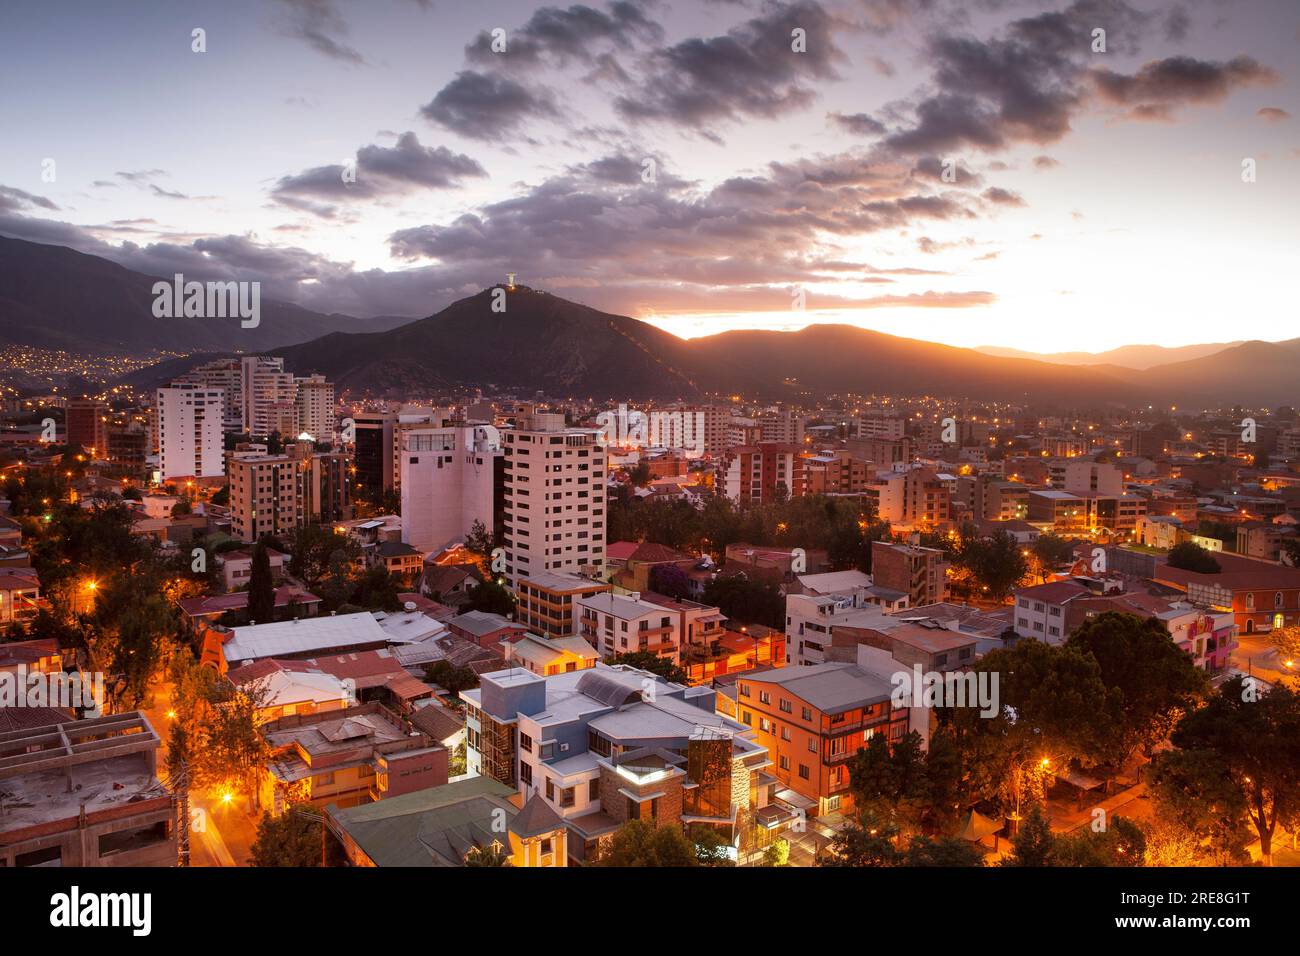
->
xmin=175 ymin=357 xmax=244 ymax=431
xmin=856 ymin=413 xmax=906 ymax=440
xmin=65 ymin=399 xmax=108 ymax=456
xmin=502 ymin=411 xmax=607 ymax=589
xmin=227 ymin=451 xmax=301 ymax=542
xmin=156 ymin=384 xmax=224 ymax=480
xmin=353 ymin=409 xmax=399 ymax=496
xmin=293 ymin=374 xmax=335 ymax=442
xmin=400 ymin=423 xmax=503 ymax=553
xmin=240 ymin=356 xmax=296 ymax=439
xmin=723 ymin=443 xmax=807 ymax=503
xmin=759 ymin=409 xmax=805 ymax=446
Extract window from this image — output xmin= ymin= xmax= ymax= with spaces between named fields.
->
xmin=778 ymin=755 xmax=790 ymax=771
xmin=589 ymin=779 xmax=599 ymax=801
xmin=798 ymin=764 xmax=810 ymax=780
xmin=779 ymin=698 xmax=792 ymax=714
xmin=545 ymin=778 xmax=554 ymax=800
xmin=801 ymin=706 xmax=812 ymax=721
xmin=521 ymin=762 xmax=533 ymax=786
xmin=807 ymin=738 xmax=818 ymax=753
xmin=519 ymin=733 xmax=533 ymax=753
xmin=759 ymin=690 xmax=771 ymax=704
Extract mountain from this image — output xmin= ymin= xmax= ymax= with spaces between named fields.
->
xmin=975 ymin=342 xmax=1244 ymax=369
xmin=0 ymin=235 xmax=410 ymax=353
xmin=101 ymin=284 xmax=1300 ymax=408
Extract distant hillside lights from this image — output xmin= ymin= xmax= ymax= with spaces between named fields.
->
xmin=152 ymin=273 xmax=260 ymax=329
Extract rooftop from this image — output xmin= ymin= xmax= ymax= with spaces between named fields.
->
xmin=745 ymin=662 xmax=896 ymax=715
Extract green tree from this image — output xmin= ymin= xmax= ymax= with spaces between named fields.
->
xmin=596 ymin=820 xmax=700 ymax=866
xmin=1051 ymin=816 xmax=1146 ymax=867
xmin=423 ymin=660 xmax=480 ymax=693
xmin=465 ymin=578 xmax=515 ymax=616
xmin=1167 ymin=541 xmax=1221 ymax=573
xmin=846 ymin=731 xmax=930 ymax=836
xmin=762 ymin=838 xmax=790 ymax=867
xmin=248 ymin=540 xmax=276 ymax=625
xmin=1002 ymin=805 xmax=1055 ymax=866
xmin=958 ymin=529 xmax=1029 ymax=601
xmin=250 ymin=805 xmax=323 ymax=867
xmin=604 ymin=651 xmax=688 ymax=684
xmin=819 ymin=811 xmax=902 ymax=866
xmin=901 ymin=835 xmax=984 ymax=866
xmin=464 ymin=843 xmax=513 ymax=866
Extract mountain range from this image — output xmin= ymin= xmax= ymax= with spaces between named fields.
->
xmin=3 ymin=235 xmax=1295 ymax=408
xmin=975 ymin=342 xmax=1245 ymax=370
xmin=0 ymin=236 xmax=409 ymax=353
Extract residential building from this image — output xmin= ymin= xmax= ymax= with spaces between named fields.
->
xmin=723 ymin=443 xmax=806 ymax=503
xmin=0 ymin=569 xmax=42 ymax=625
xmin=65 ymin=398 xmax=108 ymax=456
xmin=759 ymin=409 xmax=805 ymax=445
xmin=240 ymin=356 xmax=297 ymax=439
xmin=399 ymin=423 xmax=502 ymax=553
xmin=577 ymin=591 xmax=680 ymax=663
xmin=502 ymin=411 xmax=607 ymax=589
xmin=504 ymin=631 xmax=600 ymax=676
xmin=156 ymin=383 xmax=224 ymax=480
xmin=352 ymin=409 xmax=399 ymax=495
xmin=293 ymin=373 xmax=335 ymax=442
xmin=738 ymin=663 xmax=909 ymax=818
xmin=1027 ymin=489 xmax=1088 ymax=533
xmin=462 ymin=664 xmax=777 ymax=862
xmin=1012 ymin=579 xmax=1093 ymax=643
xmin=515 ymin=570 xmax=611 ymax=637
xmin=1154 ymin=552 xmax=1300 ymax=635
xmin=871 ymin=540 xmax=948 ymax=607
xmin=785 ymin=591 xmax=900 ymax=666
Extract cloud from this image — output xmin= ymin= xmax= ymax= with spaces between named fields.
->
xmin=1091 ymin=55 xmax=1278 ymax=120
xmin=271 ymin=132 xmax=486 ymax=216
xmin=464 ymin=1 xmax=664 ymax=68
xmin=1032 ymin=154 xmax=1060 ymax=169
xmin=613 ymin=1 xmax=847 ymax=133
xmin=983 ymin=186 xmax=1025 ymax=206
xmin=272 ymin=0 xmax=364 ymax=64
xmin=1256 ymin=106 xmax=1290 ymax=122
xmin=0 ymin=185 xmax=59 ymax=213
xmin=829 ymin=111 xmax=886 ymax=136
xmin=420 ymin=70 xmax=561 ymax=141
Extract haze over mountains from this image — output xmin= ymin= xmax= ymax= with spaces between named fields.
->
xmin=4 ymin=236 xmax=1296 ymax=408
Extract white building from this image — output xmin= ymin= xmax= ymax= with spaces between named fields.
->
xmin=784 ymin=591 xmax=900 ymax=666
xmin=503 ymin=412 xmax=606 ymax=589
xmin=400 ymin=423 xmax=501 ymax=553
xmin=294 ymin=374 xmax=335 ymax=442
xmin=156 ymin=383 xmax=224 ymax=480
xmin=759 ymin=409 xmax=805 ymax=445
xmin=577 ymin=591 xmax=681 ymax=662
xmin=241 ymin=356 xmax=296 ymax=439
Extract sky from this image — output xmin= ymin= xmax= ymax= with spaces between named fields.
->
xmin=0 ymin=0 xmax=1296 ymax=353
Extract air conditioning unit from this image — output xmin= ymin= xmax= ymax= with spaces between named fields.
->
xmin=559 ymin=743 xmax=570 ymax=752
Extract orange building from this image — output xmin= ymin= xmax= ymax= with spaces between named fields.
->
xmin=735 ymin=663 xmax=908 ymax=818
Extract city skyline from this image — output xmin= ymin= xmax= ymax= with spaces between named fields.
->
xmin=0 ymin=0 xmax=1296 ymax=353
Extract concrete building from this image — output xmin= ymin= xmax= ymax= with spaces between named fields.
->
xmin=723 ymin=443 xmax=806 ymax=503
xmin=293 ymin=373 xmax=335 ymax=442
xmin=515 ymin=570 xmax=611 ymax=637
xmin=156 ymin=383 xmax=224 ymax=480
xmin=871 ymin=540 xmax=948 ymax=607
xmin=462 ymin=664 xmax=777 ymax=863
xmin=502 ymin=411 xmax=607 ymax=589
xmin=0 ymin=712 xmax=176 ymax=867
xmin=240 ymin=356 xmax=296 ymax=439
xmin=577 ymin=591 xmax=681 ymax=663
xmin=759 ymin=409 xmax=805 ymax=446
xmin=65 ymin=398 xmax=109 ymax=456
xmin=400 ymin=423 xmax=502 ymax=553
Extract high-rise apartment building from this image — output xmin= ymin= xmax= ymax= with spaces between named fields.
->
xmin=65 ymin=399 xmax=109 ymax=456
xmin=240 ymin=356 xmax=296 ymax=439
xmin=723 ymin=443 xmax=807 ymax=503
xmin=228 ymin=452 xmax=301 ymax=542
xmin=294 ymin=374 xmax=335 ymax=442
xmin=502 ymin=412 xmax=607 ymax=589
xmin=759 ymin=409 xmax=805 ymax=446
xmin=156 ymin=384 xmax=224 ymax=480
xmin=400 ymin=423 xmax=503 ymax=553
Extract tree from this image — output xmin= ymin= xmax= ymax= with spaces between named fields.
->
xmin=1149 ymin=676 xmax=1300 ymax=864
xmin=423 ymin=659 xmax=480 ymax=694
xmin=248 ymin=540 xmax=276 ymax=625
xmin=1066 ymin=611 xmax=1209 ymax=765
xmin=1167 ymin=541 xmax=1221 ymax=574
xmin=464 ymin=843 xmax=512 ymax=867
xmin=958 ymin=530 xmax=1028 ymax=602
xmin=901 ymin=835 xmax=984 ymax=866
xmin=846 ymin=731 xmax=930 ymax=836
xmin=465 ymin=578 xmax=515 ymax=617
xmin=250 ymin=805 xmax=322 ymax=867
xmin=819 ymin=811 xmax=902 ymax=866
xmin=1050 ymin=816 xmax=1146 ymax=867
xmin=350 ymin=564 xmax=402 ymax=612
xmin=201 ymin=679 xmax=273 ymax=798
xmin=649 ymin=563 xmax=691 ymax=600
xmin=171 ymin=498 xmax=193 ymax=518
xmin=1002 ymin=805 xmax=1054 ymax=866
xmin=762 ymin=838 xmax=790 ymax=867
xmin=702 ymin=575 xmax=784 ymax=630
xmin=1269 ymin=625 xmax=1300 ymax=665
xmin=604 ymin=651 xmax=688 ymax=684
xmin=690 ymin=826 xmax=734 ymax=866
xmin=627 ymin=460 xmax=652 ymax=487
xmin=595 ymin=820 xmax=700 ymax=866
xmin=1030 ymin=533 xmax=1075 ymax=581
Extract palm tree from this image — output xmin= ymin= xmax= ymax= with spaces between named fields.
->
xmin=464 ymin=842 xmax=512 ymax=867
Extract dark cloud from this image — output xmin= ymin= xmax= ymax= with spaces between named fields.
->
xmin=614 ymin=1 xmax=846 ymax=132
xmin=1091 ymin=56 xmax=1277 ymax=120
xmin=420 ymin=70 xmax=561 ymax=141
xmin=271 ymin=133 xmax=486 ymax=217
xmin=828 ymin=111 xmax=886 ymax=136
xmin=910 ymin=156 xmax=982 ymax=186
xmin=464 ymin=2 xmax=664 ymax=68
xmin=0 ymin=185 xmax=59 ymax=213
xmin=1163 ymin=5 xmax=1190 ymax=43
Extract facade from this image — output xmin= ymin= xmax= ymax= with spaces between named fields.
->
xmin=738 ymin=664 xmax=909 ymax=818
xmin=399 ymin=423 xmax=502 ymax=553
xmin=294 ymin=373 xmax=335 ymax=442
xmin=1012 ymin=579 xmax=1093 ymax=643
xmin=65 ymin=398 xmax=109 ymax=456
xmin=502 ymin=412 xmax=607 ymax=589
xmin=353 ymin=409 xmax=399 ymax=495
xmin=871 ymin=540 xmax=948 ymax=607
xmin=240 ymin=356 xmax=297 ymax=439
xmin=462 ymin=664 xmax=776 ymax=863
xmin=723 ymin=443 xmax=807 ymax=503
xmin=1027 ymin=489 xmax=1088 ymax=533
xmin=228 ymin=452 xmax=300 ymax=542
xmin=515 ymin=570 xmax=611 ymax=637
xmin=759 ymin=409 xmax=805 ymax=445
xmin=156 ymin=383 xmax=224 ymax=479
xmin=577 ymin=591 xmax=681 ymax=663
